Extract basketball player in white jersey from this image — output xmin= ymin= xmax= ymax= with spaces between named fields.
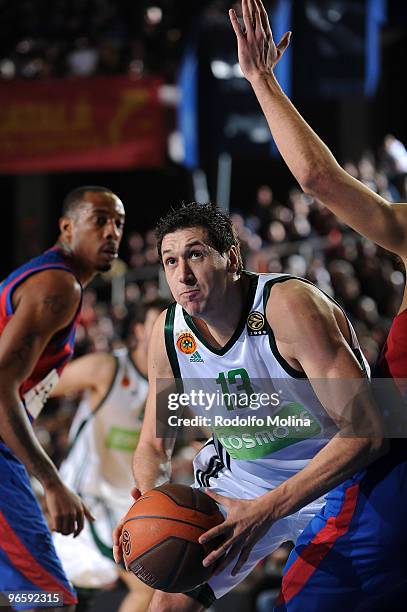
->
xmin=52 ymin=299 xmax=168 ymax=612
xmin=113 ymin=202 xmax=387 ymax=611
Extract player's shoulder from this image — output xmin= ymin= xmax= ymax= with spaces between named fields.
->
xmin=18 ymin=267 xmax=81 ymax=301
xmin=151 ymin=308 xmax=170 ymax=351
xmin=12 ymin=268 xmax=82 ymax=325
xmin=149 ymin=308 xmax=173 ymax=376
xmin=267 ymin=278 xmax=323 ymax=312
xmin=266 ymin=278 xmax=332 ymax=340
xmin=154 ymin=307 xmax=170 ymax=331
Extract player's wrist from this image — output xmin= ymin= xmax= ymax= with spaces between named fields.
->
xmin=261 ymin=483 xmax=292 ymax=522
xmin=39 ymin=470 xmax=64 ymax=490
xmin=248 ymin=70 xmax=279 ymax=89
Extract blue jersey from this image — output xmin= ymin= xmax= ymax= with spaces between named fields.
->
xmin=0 ymin=247 xmax=82 ymax=420
xmin=0 ymin=247 xmax=81 ymax=607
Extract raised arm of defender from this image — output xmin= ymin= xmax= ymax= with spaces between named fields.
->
xmin=230 ymin=0 xmax=407 ymax=257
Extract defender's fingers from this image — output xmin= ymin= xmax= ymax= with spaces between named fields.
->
xmin=73 ymin=510 xmax=84 ymax=538
xmin=242 ymin=0 xmax=255 ymax=37
xmin=255 ymin=0 xmax=273 ymax=38
xmin=84 ymin=504 xmax=96 ymax=522
xmin=253 ymin=0 xmax=263 ymax=35
xmin=277 ymin=32 xmax=292 ymax=54
xmin=229 ymin=8 xmax=245 ymax=41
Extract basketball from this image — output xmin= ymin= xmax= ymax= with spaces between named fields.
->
xmin=121 ymin=483 xmax=224 ymax=592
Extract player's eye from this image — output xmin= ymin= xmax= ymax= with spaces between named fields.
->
xmin=190 ymin=251 xmax=202 ymax=259
xmin=96 ymin=215 xmax=107 ymax=226
xmin=165 ymin=257 xmax=176 ymax=266
xmin=116 ymin=219 xmax=124 ymax=230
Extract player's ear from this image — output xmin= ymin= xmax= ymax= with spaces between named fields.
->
xmin=59 ymin=215 xmax=74 ymax=241
xmin=227 ymin=246 xmax=239 ymax=274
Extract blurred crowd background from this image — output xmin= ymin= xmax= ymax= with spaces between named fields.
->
xmin=1 ymin=1 xmax=406 ymax=610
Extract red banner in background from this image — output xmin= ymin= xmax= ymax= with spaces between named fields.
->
xmin=0 ymin=76 xmax=167 ymax=173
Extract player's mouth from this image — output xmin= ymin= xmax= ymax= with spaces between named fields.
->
xmin=100 ymin=244 xmax=118 ymax=259
xmin=181 ymin=289 xmax=201 ymax=301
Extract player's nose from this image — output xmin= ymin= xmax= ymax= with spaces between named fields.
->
xmin=103 ymin=219 xmax=121 ymax=240
xmin=178 ymin=259 xmax=195 ymax=284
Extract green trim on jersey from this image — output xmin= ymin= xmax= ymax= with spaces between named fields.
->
xmin=263 ymin=276 xmax=307 ymax=379
xmin=182 ymin=272 xmax=259 ymax=356
xmin=128 ymin=351 xmax=147 ymax=381
xmin=164 ymin=303 xmax=183 ymax=392
xmin=89 ymin=512 xmax=115 ymax=561
xmin=66 ymin=355 xmax=121 ymax=455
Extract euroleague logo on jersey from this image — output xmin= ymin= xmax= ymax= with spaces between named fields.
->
xmin=122 ymin=529 xmax=131 ymax=557
xmin=247 ymin=311 xmax=267 ymax=336
xmin=176 ymin=332 xmax=197 ymax=354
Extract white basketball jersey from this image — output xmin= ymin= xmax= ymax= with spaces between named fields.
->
xmin=165 ymin=272 xmax=369 ymax=487
xmin=59 ymin=348 xmax=148 ymax=514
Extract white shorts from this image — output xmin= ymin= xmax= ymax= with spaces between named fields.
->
xmin=192 ymin=440 xmax=325 ymax=600
xmin=53 ymin=494 xmax=129 ymax=589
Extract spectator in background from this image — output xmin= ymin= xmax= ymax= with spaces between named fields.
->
xmin=250 ymin=184 xmax=279 ymax=240
xmin=66 ymin=37 xmax=98 ymax=76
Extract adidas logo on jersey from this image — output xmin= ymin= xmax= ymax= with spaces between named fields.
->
xmin=190 ymin=351 xmax=204 ymax=363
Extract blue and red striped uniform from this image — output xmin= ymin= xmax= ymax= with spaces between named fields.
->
xmin=275 ymin=312 xmax=407 ymax=611
xmin=0 ymin=247 xmax=82 ymax=609
xmin=377 ymin=309 xmax=407 ymax=394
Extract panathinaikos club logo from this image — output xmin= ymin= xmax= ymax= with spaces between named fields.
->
xmin=176 ymin=331 xmax=197 ymax=355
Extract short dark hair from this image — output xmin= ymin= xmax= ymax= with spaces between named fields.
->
xmin=155 ymin=202 xmax=243 ymax=274
xmin=62 ymin=186 xmax=116 ymax=217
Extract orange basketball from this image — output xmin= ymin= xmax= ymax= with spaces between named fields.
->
xmin=121 ymin=483 xmax=224 ymax=592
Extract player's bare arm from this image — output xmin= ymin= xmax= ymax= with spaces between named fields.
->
xmin=200 ymin=280 xmax=386 ymax=574
xmin=113 ymin=310 xmax=177 ymax=563
xmin=133 ymin=310 xmax=177 ymax=493
xmin=230 ymin=0 xmax=407 ymax=257
xmin=50 ymin=351 xmax=117 ymax=408
xmin=0 ymin=268 xmax=93 ymax=535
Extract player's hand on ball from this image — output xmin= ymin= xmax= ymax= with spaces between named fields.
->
xmin=113 ymin=486 xmax=141 ymax=564
xmin=44 ymin=481 xmax=95 ymax=537
xmin=199 ymin=490 xmax=272 ymax=576
xmin=229 ymin=0 xmax=291 ymax=81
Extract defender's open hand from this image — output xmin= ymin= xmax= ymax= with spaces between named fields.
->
xmin=229 ymin=0 xmax=291 ymax=81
